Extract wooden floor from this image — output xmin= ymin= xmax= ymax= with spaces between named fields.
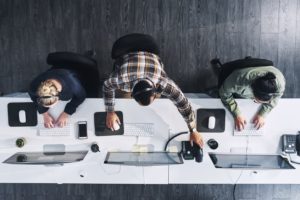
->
xmin=1 ymin=0 xmax=300 ymax=199
xmin=0 ymin=0 xmax=300 ymax=96
xmin=0 ymin=184 xmax=300 ymax=200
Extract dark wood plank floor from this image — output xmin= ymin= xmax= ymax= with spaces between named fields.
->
xmin=0 ymin=184 xmax=300 ymax=200
xmin=0 ymin=0 xmax=300 ymax=95
xmin=1 ymin=0 xmax=300 ymax=199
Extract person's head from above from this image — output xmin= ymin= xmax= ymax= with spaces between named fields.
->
xmin=132 ymin=79 xmax=157 ymax=106
xmin=36 ymin=80 xmax=60 ymax=108
xmin=251 ymin=72 xmax=278 ymax=104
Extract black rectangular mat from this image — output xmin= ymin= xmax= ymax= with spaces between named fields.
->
xmin=94 ymin=111 xmax=124 ymax=136
xmin=196 ymin=109 xmax=225 ymax=132
xmin=8 ymin=102 xmax=37 ymax=127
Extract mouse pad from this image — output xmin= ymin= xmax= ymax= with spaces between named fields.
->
xmin=94 ymin=111 xmax=124 ymax=136
xmin=196 ymin=109 xmax=225 ymax=132
xmin=7 ymin=102 xmax=38 ymax=127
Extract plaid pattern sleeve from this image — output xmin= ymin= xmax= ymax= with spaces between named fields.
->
xmin=103 ymin=72 xmax=120 ymax=112
xmin=161 ymin=78 xmax=196 ymax=130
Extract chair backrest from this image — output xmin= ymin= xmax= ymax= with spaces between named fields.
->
xmin=218 ymin=57 xmax=274 ymax=88
xmin=111 ymin=33 xmax=160 ymax=60
xmin=47 ymin=52 xmax=100 ymax=97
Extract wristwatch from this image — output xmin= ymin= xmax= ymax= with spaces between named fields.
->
xmin=189 ymin=127 xmax=197 ymax=133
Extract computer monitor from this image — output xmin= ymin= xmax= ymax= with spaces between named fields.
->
xmin=3 ymin=151 xmax=88 ymax=165
xmin=104 ymin=151 xmax=183 ymax=166
xmin=209 ymin=153 xmax=295 ymax=169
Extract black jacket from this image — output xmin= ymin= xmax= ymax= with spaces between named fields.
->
xmin=28 ymin=69 xmax=86 ymax=115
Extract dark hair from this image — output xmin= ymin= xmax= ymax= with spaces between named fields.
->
xmin=251 ymin=73 xmax=277 ymax=101
xmin=132 ymin=80 xmax=155 ymax=106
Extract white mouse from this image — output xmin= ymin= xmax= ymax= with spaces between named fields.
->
xmin=112 ymin=122 xmax=120 ymax=131
xmin=19 ymin=110 xmax=26 ymax=123
xmin=208 ymin=116 xmax=216 ymax=129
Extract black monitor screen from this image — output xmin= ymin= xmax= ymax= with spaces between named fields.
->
xmin=3 ymin=151 xmax=88 ymax=165
xmin=209 ymin=153 xmax=295 ymax=169
xmin=104 ymin=152 xmax=183 ymax=166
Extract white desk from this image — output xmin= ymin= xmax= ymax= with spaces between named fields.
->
xmin=169 ymin=98 xmax=300 ymax=184
xmin=0 ymin=97 xmax=300 ymax=184
xmin=0 ymin=98 xmax=171 ymax=184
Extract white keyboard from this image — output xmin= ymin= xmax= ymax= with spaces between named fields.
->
xmin=233 ymin=123 xmax=264 ymax=136
xmin=124 ymin=123 xmax=154 ymax=137
xmin=38 ymin=123 xmax=72 ymax=136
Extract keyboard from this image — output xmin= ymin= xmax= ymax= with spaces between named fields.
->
xmin=37 ymin=123 xmax=72 ymax=136
xmin=233 ymin=123 xmax=264 ymax=136
xmin=124 ymin=123 xmax=154 ymax=137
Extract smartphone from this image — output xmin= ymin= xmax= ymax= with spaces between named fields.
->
xmin=78 ymin=121 xmax=88 ymax=139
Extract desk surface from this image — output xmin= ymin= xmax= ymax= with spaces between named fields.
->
xmin=0 ymin=97 xmax=299 ymax=184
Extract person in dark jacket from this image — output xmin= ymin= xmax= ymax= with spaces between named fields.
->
xmin=29 ymin=69 xmax=86 ymax=128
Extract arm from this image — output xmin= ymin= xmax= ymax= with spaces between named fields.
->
xmin=161 ymin=79 xmax=203 ymax=147
xmin=257 ymin=70 xmax=285 ymax=117
xmin=64 ymin=77 xmax=87 ymax=115
xmin=218 ymin=81 xmax=242 ymax=118
xmin=161 ymin=79 xmax=195 ymax=129
xmin=257 ymin=96 xmax=280 ymax=117
xmin=103 ymin=73 xmax=120 ymax=112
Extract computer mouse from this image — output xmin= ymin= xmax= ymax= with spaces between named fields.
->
xmin=112 ymin=122 xmax=120 ymax=131
xmin=192 ymin=142 xmax=203 ymax=163
xmin=19 ymin=110 xmax=26 ymax=123
xmin=208 ymin=116 xmax=216 ymax=129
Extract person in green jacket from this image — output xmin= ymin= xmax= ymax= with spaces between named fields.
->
xmin=219 ymin=66 xmax=285 ymax=131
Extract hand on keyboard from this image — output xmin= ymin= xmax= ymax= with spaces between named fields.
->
xmin=234 ymin=115 xmax=247 ymax=131
xmin=42 ymin=112 xmax=55 ymax=128
xmin=251 ymin=114 xmax=265 ymax=129
xmin=38 ymin=123 xmax=71 ymax=136
xmin=56 ymin=112 xmax=69 ymax=127
xmin=42 ymin=112 xmax=69 ymax=128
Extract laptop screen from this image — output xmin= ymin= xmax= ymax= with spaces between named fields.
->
xmin=104 ymin=152 xmax=183 ymax=166
xmin=209 ymin=153 xmax=295 ymax=169
xmin=3 ymin=151 xmax=88 ymax=165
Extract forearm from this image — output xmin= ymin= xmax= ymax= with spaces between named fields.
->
xmin=219 ymin=87 xmax=241 ymax=117
xmin=103 ymin=83 xmax=116 ymax=112
xmin=257 ymin=98 xmax=279 ymax=117
xmin=162 ymin=80 xmax=196 ymax=129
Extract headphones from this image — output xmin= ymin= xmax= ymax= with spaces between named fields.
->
xmin=131 ymin=79 xmax=157 ymax=98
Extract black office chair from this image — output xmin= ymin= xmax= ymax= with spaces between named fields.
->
xmin=111 ymin=33 xmax=160 ymax=60
xmin=47 ymin=51 xmax=100 ymax=97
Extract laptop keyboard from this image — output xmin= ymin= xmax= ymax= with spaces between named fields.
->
xmin=233 ymin=123 xmax=264 ymax=136
xmin=124 ymin=123 xmax=154 ymax=137
xmin=37 ymin=123 xmax=72 ymax=136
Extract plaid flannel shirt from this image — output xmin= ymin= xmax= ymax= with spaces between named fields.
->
xmin=103 ymin=51 xmax=196 ymax=129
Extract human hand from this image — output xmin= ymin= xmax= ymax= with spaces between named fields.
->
xmin=42 ymin=112 xmax=55 ymax=128
xmin=56 ymin=112 xmax=69 ymax=127
xmin=190 ymin=131 xmax=204 ymax=148
xmin=252 ymin=114 xmax=265 ymax=129
xmin=106 ymin=112 xmax=121 ymax=131
xmin=235 ymin=115 xmax=247 ymax=131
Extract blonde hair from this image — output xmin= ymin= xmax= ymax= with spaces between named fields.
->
xmin=37 ymin=80 xmax=59 ymax=106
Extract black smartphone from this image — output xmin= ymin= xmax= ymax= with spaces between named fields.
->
xmin=78 ymin=121 xmax=88 ymax=139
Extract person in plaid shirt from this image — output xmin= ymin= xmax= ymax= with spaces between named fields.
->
xmin=103 ymin=51 xmax=203 ymax=147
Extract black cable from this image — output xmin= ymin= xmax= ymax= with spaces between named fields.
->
xmin=164 ymin=131 xmax=188 ymax=151
xmin=233 ymin=184 xmax=237 ymax=200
